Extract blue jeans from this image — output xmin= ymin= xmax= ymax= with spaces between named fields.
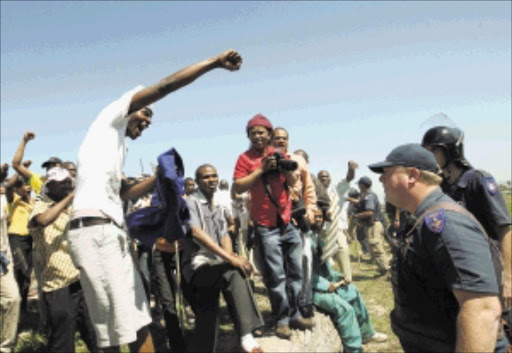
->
xmin=256 ymin=223 xmax=303 ymax=326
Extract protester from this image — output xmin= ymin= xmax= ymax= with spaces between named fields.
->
xmin=183 ymin=164 xmax=264 ymax=353
xmin=61 ymin=161 xmax=77 ymax=179
xmin=313 ymin=164 xmax=358 ymax=284
xmin=233 ymin=114 xmax=314 ymax=339
xmin=370 ymin=143 xmax=508 ymax=353
xmin=310 ymin=207 xmax=387 ymax=352
xmin=0 ymin=164 xmax=21 ymax=353
xmin=11 ymin=131 xmax=62 ymax=195
xmin=67 ymin=50 xmax=243 ymax=352
xmin=5 ymin=172 xmax=33 ymax=315
xmin=29 ymin=167 xmax=96 ymax=353
xmin=215 ymin=179 xmax=238 ymax=253
xmin=184 ymin=177 xmax=196 ymax=198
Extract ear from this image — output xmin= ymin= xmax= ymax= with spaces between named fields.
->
xmin=408 ymin=167 xmax=421 ymax=185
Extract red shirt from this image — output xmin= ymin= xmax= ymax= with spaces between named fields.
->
xmin=233 ymin=146 xmax=291 ymax=227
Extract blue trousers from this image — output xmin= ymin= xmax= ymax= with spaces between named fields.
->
xmin=256 ymin=223 xmax=303 ymax=326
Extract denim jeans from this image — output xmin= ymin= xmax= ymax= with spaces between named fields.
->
xmin=256 ymin=223 xmax=303 ymax=326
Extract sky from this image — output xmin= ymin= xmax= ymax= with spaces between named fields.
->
xmin=1 ymin=1 xmax=511 ymax=200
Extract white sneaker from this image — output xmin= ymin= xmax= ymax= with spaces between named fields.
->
xmin=362 ymin=332 xmax=388 ymax=344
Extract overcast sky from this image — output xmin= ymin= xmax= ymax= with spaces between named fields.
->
xmin=2 ymin=1 xmax=511 ymax=199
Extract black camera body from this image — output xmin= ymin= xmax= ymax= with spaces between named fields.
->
xmin=271 ymin=152 xmax=298 ymax=171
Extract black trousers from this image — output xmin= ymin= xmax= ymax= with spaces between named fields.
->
xmin=190 ymin=263 xmax=264 ymax=353
xmin=43 ymin=281 xmax=97 ymax=353
xmin=152 ymin=249 xmax=187 ymax=352
xmin=8 ymin=234 xmax=32 ymax=312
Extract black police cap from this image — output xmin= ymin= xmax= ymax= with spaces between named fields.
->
xmin=368 ymin=143 xmax=438 ymax=174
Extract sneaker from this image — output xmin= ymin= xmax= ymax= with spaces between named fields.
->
xmin=275 ymin=324 xmax=292 ymax=339
xmin=362 ymin=332 xmax=388 ymax=344
xmin=290 ymin=317 xmax=315 ymax=330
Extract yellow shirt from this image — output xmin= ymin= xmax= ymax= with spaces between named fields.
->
xmin=30 ymin=195 xmax=79 ymax=292
xmin=7 ymin=194 xmax=33 ymax=236
xmin=28 ymin=172 xmax=44 ymax=195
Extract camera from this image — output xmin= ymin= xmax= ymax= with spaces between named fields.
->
xmin=271 ymin=152 xmax=298 ymax=171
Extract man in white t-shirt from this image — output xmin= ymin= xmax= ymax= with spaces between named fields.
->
xmin=67 ymin=50 xmax=242 ymax=352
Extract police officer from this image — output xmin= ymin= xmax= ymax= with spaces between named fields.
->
xmin=369 ymin=143 xmax=509 ymax=353
xmin=347 ymin=176 xmax=389 ymax=275
xmin=422 ymin=126 xmax=511 ymax=325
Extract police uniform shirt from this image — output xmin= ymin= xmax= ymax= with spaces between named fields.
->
xmin=391 ymin=187 xmax=501 ymax=351
xmin=358 ymin=191 xmax=385 ymax=224
xmin=442 ymin=168 xmax=511 ymax=243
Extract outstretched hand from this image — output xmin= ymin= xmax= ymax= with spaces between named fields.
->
xmin=217 ymin=50 xmax=242 ymax=71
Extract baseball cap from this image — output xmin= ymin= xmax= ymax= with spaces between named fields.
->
xmin=46 ymin=167 xmax=71 ymax=183
xmin=41 ymin=157 xmax=62 ymax=169
xmin=358 ymin=176 xmax=372 ymax=188
xmin=368 ymin=143 xmax=438 ymax=174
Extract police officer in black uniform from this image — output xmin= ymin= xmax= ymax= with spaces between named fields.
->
xmin=422 ymin=126 xmax=512 ymax=331
xmin=369 ymin=143 xmax=509 ymax=353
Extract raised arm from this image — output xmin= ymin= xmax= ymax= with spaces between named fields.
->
xmin=12 ymin=131 xmax=35 ymax=179
xmin=128 ymin=50 xmax=242 ymax=114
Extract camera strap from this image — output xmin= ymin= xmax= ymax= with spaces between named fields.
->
xmin=261 ymin=172 xmax=286 ymax=234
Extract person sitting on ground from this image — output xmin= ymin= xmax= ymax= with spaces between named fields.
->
xmin=182 ymin=164 xmax=264 ymax=353
xmin=309 ymin=207 xmax=388 ymax=353
xmin=29 ymin=167 xmax=97 ymax=353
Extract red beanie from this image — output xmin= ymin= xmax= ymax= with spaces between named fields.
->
xmin=246 ymin=114 xmax=273 ymax=133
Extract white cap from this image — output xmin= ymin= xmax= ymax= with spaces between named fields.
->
xmin=46 ymin=167 xmax=71 ymax=182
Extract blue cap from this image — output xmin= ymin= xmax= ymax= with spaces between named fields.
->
xmin=358 ymin=176 xmax=372 ymax=188
xmin=368 ymin=143 xmax=438 ymax=174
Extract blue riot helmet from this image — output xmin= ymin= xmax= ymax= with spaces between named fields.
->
xmin=421 ymin=126 xmax=471 ymax=169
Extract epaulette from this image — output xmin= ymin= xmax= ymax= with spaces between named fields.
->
xmin=424 ymin=208 xmax=446 ymax=234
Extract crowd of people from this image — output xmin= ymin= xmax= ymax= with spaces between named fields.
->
xmin=1 ymin=49 xmax=511 ymax=353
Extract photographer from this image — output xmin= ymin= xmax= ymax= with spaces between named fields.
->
xmin=233 ymin=114 xmax=314 ymax=339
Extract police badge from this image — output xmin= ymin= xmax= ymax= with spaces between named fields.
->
xmin=425 ymin=209 xmax=446 ymax=234
xmin=484 ymin=177 xmax=498 ymax=196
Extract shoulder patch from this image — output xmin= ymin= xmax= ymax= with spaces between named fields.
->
xmin=483 ymin=176 xmax=498 ymax=196
xmin=424 ymin=209 xmax=446 ymax=234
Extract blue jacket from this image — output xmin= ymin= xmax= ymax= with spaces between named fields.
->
xmin=125 ymin=148 xmax=190 ymax=248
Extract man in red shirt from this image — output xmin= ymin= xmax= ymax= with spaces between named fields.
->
xmin=233 ymin=114 xmax=315 ymax=339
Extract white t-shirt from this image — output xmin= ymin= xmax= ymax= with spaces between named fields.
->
xmin=72 ymin=86 xmax=144 ymax=226
xmin=214 ymin=189 xmax=233 ymax=219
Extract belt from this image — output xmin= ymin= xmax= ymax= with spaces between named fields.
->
xmin=69 ymin=217 xmax=113 ymax=230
